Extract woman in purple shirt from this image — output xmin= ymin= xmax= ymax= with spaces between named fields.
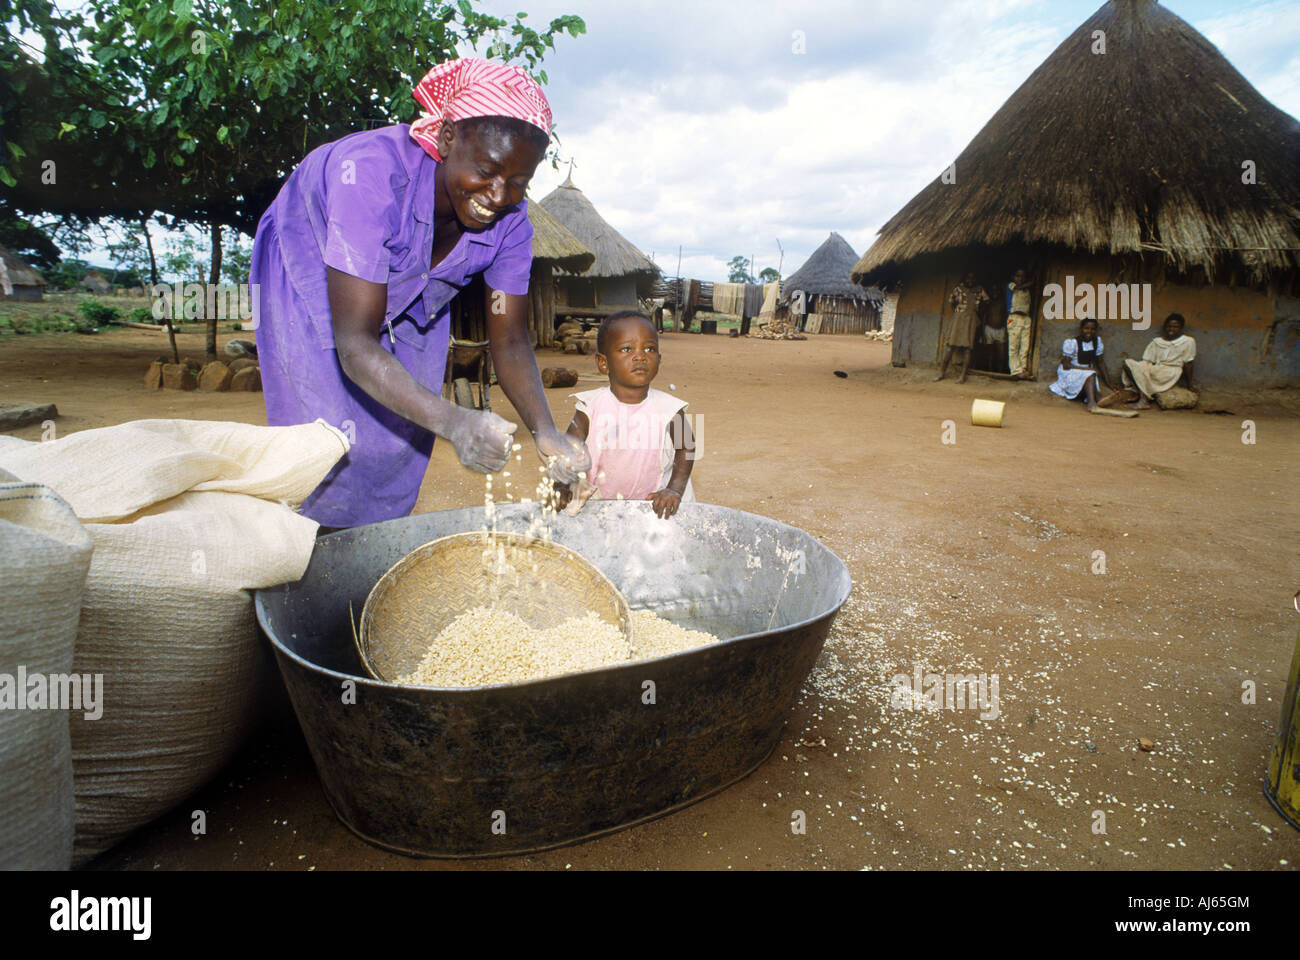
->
xmin=250 ymin=59 xmax=589 ymax=528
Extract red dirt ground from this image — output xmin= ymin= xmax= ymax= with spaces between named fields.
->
xmin=2 ymin=325 xmax=1297 ymax=870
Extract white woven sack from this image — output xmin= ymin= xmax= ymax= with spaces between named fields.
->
xmin=0 ymin=418 xmax=349 ymax=522
xmin=0 ymin=469 xmax=93 ymax=870
xmin=0 ymin=419 xmax=348 ymax=865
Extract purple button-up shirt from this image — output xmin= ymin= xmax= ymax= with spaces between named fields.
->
xmin=250 ymin=124 xmax=534 ymax=527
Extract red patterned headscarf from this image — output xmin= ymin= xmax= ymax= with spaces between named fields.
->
xmin=409 ymin=58 xmax=552 ymax=162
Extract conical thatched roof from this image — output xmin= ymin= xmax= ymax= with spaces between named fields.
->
xmin=852 ymin=0 xmax=1300 ymax=286
xmin=785 ymin=232 xmax=879 ymax=300
xmin=539 ymin=176 xmax=659 ymax=281
xmin=526 ymin=200 xmax=594 ymax=274
xmin=0 ymin=244 xmax=47 ymax=288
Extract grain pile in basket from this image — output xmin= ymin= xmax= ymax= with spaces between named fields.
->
xmin=398 ymin=608 xmax=719 ymax=687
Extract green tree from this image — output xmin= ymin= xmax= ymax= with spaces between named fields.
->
xmin=42 ymin=258 xmax=90 ymax=290
xmin=0 ymin=216 xmax=60 ymax=269
xmin=105 ymin=220 xmax=155 ymax=289
xmin=727 ymin=255 xmax=755 ymax=284
xmin=3 ymin=0 xmax=585 ymax=357
xmin=758 ymin=267 xmax=780 ymax=283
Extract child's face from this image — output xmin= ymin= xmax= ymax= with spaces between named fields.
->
xmin=596 ymin=317 xmax=660 ymax=392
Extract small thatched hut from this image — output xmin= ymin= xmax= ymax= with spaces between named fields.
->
xmin=540 ymin=175 xmax=659 ymax=319
xmin=80 ymin=269 xmax=112 ymax=295
xmin=525 ymin=201 xmax=595 ymax=345
xmin=784 ymin=232 xmax=881 ymax=333
xmin=851 ymin=0 xmax=1300 ymax=386
xmin=0 ymin=244 xmax=47 ymax=301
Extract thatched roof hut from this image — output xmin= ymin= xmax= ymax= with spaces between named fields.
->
xmin=851 ymin=0 xmax=1300 ymax=387
xmin=525 ymin=200 xmax=594 ymax=346
xmin=540 ymin=175 xmax=659 ymax=311
xmin=80 ymin=269 xmax=112 ymax=295
xmin=527 ymin=201 xmax=594 ymax=275
xmin=853 ymin=0 xmax=1300 ymax=289
xmin=0 ymin=244 xmax=48 ymax=301
xmin=784 ymin=232 xmax=881 ymax=334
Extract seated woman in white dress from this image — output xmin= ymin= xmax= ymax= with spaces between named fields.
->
xmin=1121 ymin=313 xmax=1196 ymax=410
xmin=1049 ymin=318 xmax=1114 ymax=410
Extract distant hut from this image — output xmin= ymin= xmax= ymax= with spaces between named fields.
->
xmin=0 ymin=244 xmax=48 ymax=301
xmin=540 ymin=175 xmax=659 ymax=320
xmin=80 ymin=269 xmax=112 ymax=295
xmin=525 ymin=201 xmax=595 ymax=345
xmin=784 ymin=232 xmax=882 ymax=334
xmin=851 ymin=0 xmax=1300 ymax=386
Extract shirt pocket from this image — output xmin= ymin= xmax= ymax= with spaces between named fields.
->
xmin=388 ymin=313 xmax=430 ymax=352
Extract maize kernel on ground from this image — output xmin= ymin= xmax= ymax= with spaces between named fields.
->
xmin=397 ymin=607 xmax=720 ymax=687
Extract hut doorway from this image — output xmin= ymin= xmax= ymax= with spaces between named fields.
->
xmin=961 ymin=256 xmax=1044 ymax=380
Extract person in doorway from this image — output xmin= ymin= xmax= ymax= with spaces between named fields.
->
xmin=934 ymin=272 xmax=988 ymax=383
xmin=1006 ymin=268 xmax=1034 ymax=378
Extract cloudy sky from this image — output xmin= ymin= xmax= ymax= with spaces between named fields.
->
xmin=468 ymin=0 xmax=1300 ymax=282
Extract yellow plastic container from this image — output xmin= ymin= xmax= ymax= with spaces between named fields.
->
xmin=1264 ymin=619 xmax=1300 ymax=830
xmin=971 ymin=399 xmax=1005 ymax=428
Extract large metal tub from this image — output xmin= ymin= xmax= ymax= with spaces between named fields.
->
xmin=254 ymin=501 xmax=851 ymax=858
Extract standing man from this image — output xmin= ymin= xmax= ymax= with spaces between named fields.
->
xmin=1006 ymin=268 xmax=1034 ymax=379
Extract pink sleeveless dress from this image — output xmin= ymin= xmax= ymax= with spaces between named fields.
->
xmin=572 ymin=387 xmax=696 ymax=502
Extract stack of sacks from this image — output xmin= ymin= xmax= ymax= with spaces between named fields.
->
xmin=0 ymin=418 xmax=348 ymax=865
xmin=0 ymin=471 xmax=93 ymax=869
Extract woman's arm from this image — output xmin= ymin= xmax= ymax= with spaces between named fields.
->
xmin=485 ymin=285 xmax=590 ymax=483
xmin=329 ymin=267 xmax=514 ymax=472
xmin=1180 ymin=360 xmax=1195 ymax=390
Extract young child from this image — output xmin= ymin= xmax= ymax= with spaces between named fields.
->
xmin=561 ymin=310 xmax=696 ymax=519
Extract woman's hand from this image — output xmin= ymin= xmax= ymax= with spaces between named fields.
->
xmin=649 ymin=488 xmax=683 ymax=519
xmin=444 ymin=406 xmax=518 ymax=473
xmin=536 ymin=428 xmax=590 ymax=485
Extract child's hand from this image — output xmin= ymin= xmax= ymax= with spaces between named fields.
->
xmin=648 ymin=487 xmax=683 ymax=519
xmin=562 ymin=478 xmax=598 ymax=516
xmin=553 ymin=480 xmax=573 ymax=510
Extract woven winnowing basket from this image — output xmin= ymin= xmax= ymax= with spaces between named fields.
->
xmin=357 ymin=532 xmax=631 ymax=682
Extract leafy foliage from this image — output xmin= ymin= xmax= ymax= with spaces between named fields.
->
xmin=77 ymin=298 xmax=122 ymax=325
xmin=2 ymin=1 xmax=585 ymax=235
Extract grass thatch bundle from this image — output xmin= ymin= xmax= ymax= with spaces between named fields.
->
xmin=852 ymin=0 xmax=1300 ymax=287
xmin=0 ymin=244 xmax=48 ymax=289
xmin=526 ymin=201 xmax=595 ymax=275
xmin=540 ymin=176 xmax=660 ymax=281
